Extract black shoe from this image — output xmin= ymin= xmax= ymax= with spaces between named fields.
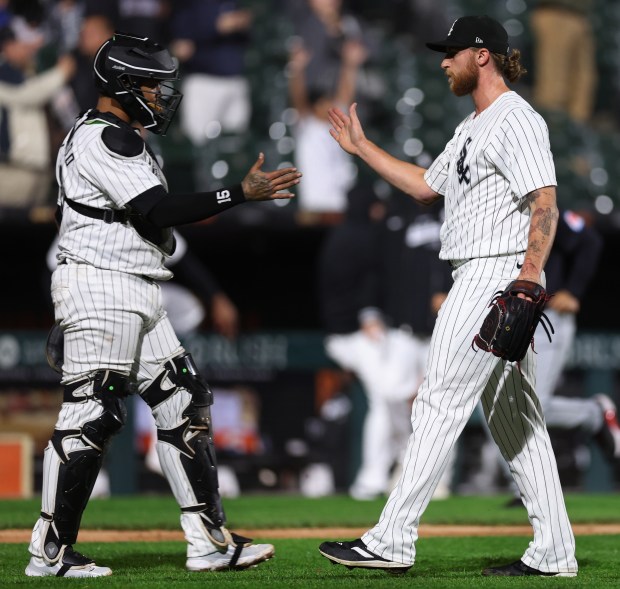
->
xmin=504 ymin=496 xmax=523 ymax=508
xmin=593 ymin=394 xmax=620 ymax=461
xmin=482 ymin=560 xmax=576 ymax=577
xmin=319 ymin=539 xmax=410 ymax=574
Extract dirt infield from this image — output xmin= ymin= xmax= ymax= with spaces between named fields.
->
xmin=2 ymin=524 xmax=620 ymax=543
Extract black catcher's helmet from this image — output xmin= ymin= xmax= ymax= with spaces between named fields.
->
xmin=93 ymin=32 xmax=182 ymax=135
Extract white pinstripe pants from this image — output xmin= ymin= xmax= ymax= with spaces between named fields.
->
xmin=362 ymin=255 xmax=577 ymax=574
xmin=30 ymin=263 xmax=193 ymax=558
xmin=51 ymin=263 xmax=183 ymax=385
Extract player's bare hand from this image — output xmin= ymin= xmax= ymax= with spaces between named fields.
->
xmin=241 ymin=153 xmax=301 ymax=201
xmin=328 ymin=103 xmax=366 ymax=156
xmin=430 ymin=292 xmax=448 ymax=315
xmin=548 ymin=289 xmax=580 ymax=313
xmin=57 ymin=54 xmax=76 ymax=80
xmin=211 ymin=293 xmax=239 ymax=339
xmin=170 ymin=39 xmax=195 ymax=62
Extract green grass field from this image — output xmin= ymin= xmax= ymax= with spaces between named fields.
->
xmin=1 ymin=494 xmax=619 ymax=587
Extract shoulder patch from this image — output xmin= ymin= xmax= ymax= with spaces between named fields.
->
xmin=101 ymin=125 xmax=145 ymax=158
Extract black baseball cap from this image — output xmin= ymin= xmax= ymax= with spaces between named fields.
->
xmin=426 ymin=15 xmax=510 ymax=56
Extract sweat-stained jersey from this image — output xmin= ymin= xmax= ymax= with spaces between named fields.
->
xmin=424 ymin=91 xmax=556 ymax=261
xmin=55 ymin=109 xmax=173 ymax=280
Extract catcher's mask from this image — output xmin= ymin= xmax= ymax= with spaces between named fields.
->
xmin=93 ymin=31 xmax=182 ymax=135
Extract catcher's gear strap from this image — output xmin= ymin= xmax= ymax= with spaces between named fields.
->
xmin=59 ymin=174 xmax=175 ymax=255
xmin=63 ymin=195 xmax=131 ymax=224
xmin=64 ymin=370 xmax=135 ymax=402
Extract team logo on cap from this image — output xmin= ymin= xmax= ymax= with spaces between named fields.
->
xmin=475 ymin=37 xmax=483 ymax=43
xmin=448 ymin=19 xmax=457 ymax=37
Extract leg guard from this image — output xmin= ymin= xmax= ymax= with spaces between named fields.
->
xmin=29 ymin=372 xmax=128 ymax=562
xmin=142 ymin=352 xmax=229 ymax=553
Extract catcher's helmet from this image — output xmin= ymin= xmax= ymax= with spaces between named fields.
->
xmin=93 ymin=31 xmax=182 ymax=135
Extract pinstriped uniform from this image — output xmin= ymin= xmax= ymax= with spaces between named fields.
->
xmin=28 ymin=111 xmax=210 ymax=560
xmin=50 ymin=110 xmax=182 ymax=385
xmin=56 ymin=112 xmax=172 ymax=280
xmin=428 ymin=91 xmax=555 ymax=260
xmin=361 ymin=92 xmax=577 ymax=574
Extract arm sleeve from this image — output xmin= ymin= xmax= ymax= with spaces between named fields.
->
xmin=487 ymin=109 xmax=557 ymax=197
xmin=128 ymin=184 xmax=246 ymax=227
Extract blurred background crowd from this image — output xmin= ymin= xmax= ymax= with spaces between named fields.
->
xmin=1 ymin=0 xmax=619 ymax=500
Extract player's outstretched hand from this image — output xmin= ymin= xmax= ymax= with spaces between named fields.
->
xmin=328 ymin=102 xmax=366 ymax=156
xmin=241 ymin=153 xmax=301 ymax=201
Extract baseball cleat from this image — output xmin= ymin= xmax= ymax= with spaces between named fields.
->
xmin=319 ymin=539 xmax=410 ymax=574
xmin=482 ymin=560 xmax=577 ymax=577
xmin=25 ymin=546 xmax=112 ymax=577
xmin=186 ymin=542 xmax=274 ymax=572
xmin=593 ymin=394 xmax=620 ymax=461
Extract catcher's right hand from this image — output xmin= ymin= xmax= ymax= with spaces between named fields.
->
xmin=241 ymin=153 xmax=301 ymax=201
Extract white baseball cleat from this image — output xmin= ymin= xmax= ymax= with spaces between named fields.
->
xmin=186 ymin=542 xmax=275 ymax=572
xmin=25 ymin=547 xmax=112 ymax=577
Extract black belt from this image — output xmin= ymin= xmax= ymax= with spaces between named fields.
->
xmin=64 ymin=197 xmax=131 ymax=224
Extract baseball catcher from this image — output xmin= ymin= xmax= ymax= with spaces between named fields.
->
xmin=472 ymin=279 xmax=554 ymax=362
xmin=26 ymin=32 xmax=301 ymax=578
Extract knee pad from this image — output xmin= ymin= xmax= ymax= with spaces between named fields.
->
xmin=142 ymin=352 xmax=213 ymax=413
xmin=65 ymin=369 xmax=135 ymax=402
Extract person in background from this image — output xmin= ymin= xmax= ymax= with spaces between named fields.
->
xmin=170 ymin=0 xmax=252 ymax=191
xmin=319 ymin=186 xmax=451 ymax=501
xmin=288 ymin=37 xmax=366 ymax=217
xmin=530 ymin=0 xmax=596 ymax=123
xmin=288 ymin=0 xmax=366 ymax=98
xmin=68 ymin=13 xmax=115 ymax=114
xmin=0 ymin=23 xmax=75 ymax=208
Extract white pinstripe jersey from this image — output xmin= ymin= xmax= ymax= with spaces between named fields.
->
xmin=424 ymin=91 xmax=556 ymax=261
xmin=55 ymin=110 xmax=173 ymax=280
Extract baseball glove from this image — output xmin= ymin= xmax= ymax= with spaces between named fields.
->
xmin=472 ymin=279 xmax=554 ymax=362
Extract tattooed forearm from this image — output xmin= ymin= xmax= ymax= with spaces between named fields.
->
xmin=528 ymin=239 xmax=542 ymax=254
xmin=520 ymin=186 xmax=558 ymax=280
xmin=531 ymin=206 xmax=557 ymax=236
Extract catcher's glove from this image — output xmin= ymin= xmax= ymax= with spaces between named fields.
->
xmin=472 ymin=279 xmax=554 ymax=362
